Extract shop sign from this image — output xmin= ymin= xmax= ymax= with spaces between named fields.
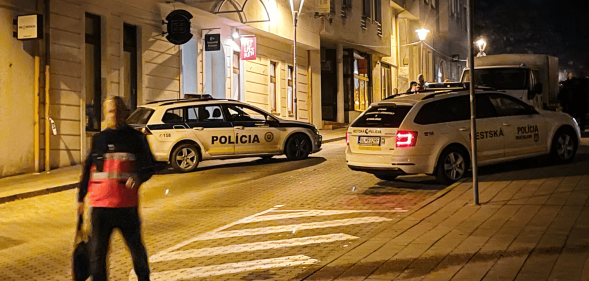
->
xmin=165 ymin=9 xmax=193 ymax=45
xmin=205 ymin=34 xmax=221 ymax=51
xmin=14 ymin=14 xmax=43 ymax=40
xmin=240 ymin=36 xmax=256 ymax=60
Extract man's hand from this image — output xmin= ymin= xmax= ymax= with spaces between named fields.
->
xmin=77 ymin=202 xmax=84 ymax=215
xmin=125 ymin=175 xmax=141 ymax=189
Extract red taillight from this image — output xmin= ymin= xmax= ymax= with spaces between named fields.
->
xmin=396 ymin=130 xmax=417 ymax=147
xmin=346 ymin=132 xmax=350 ymax=146
xmin=138 ymin=127 xmax=152 ymax=135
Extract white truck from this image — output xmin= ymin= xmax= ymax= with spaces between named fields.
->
xmin=460 ymin=54 xmax=559 ymax=110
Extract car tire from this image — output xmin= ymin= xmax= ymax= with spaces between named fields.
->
xmin=435 ymin=146 xmax=469 ymax=185
xmin=171 ymin=143 xmax=200 ymax=173
xmin=285 ymin=134 xmax=311 ymax=160
xmin=373 ymin=173 xmax=398 ymax=181
xmin=550 ymin=129 xmax=577 ymax=164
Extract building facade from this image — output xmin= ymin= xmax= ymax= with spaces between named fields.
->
xmin=0 ymin=0 xmax=468 ymax=177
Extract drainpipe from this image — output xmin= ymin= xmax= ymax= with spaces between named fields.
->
xmin=44 ymin=0 xmax=51 ymax=172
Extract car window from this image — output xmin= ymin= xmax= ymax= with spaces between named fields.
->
xmin=226 ymin=104 xmax=266 ymax=122
xmin=187 ymin=107 xmax=199 ymax=122
xmin=201 ymin=105 xmax=225 ymax=122
xmin=414 ymin=96 xmax=470 ymax=125
xmin=162 ymin=108 xmax=184 ymax=123
xmin=476 ymin=95 xmax=498 ymax=119
xmin=127 ymin=107 xmax=154 ymax=125
xmin=352 ymin=105 xmax=412 ymax=128
xmin=488 ymin=94 xmax=533 ymax=116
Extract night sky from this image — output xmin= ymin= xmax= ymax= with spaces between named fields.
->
xmin=475 ymin=0 xmax=589 ymax=78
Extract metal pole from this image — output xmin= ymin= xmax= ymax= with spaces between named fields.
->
xmin=293 ymin=12 xmax=298 ymax=120
xmin=467 ymin=0 xmax=479 ymax=205
xmin=34 ymin=56 xmax=40 ymax=173
xmin=420 ymin=41 xmax=423 ymax=76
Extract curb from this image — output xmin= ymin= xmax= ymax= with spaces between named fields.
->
xmin=0 ymin=182 xmax=79 ymax=204
xmin=298 ymin=177 xmax=467 ymax=280
xmin=322 ymin=136 xmax=346 ymax=144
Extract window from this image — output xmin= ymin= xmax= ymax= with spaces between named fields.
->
xmin=374 ymin=0 xmax=381 ymax=23
xmin=354 ymin=58 xmax=370 ymax=111
xmin=488 ymin=94 xmax=534 ymax=117
xmin=414 ymin=96 xmax=470 ymax=125
xmin=85 ymin=13 xmax=101 ymax=132
xmin=123 ymin=24 xmax=138 ymax=111
xmin=450 ymin=0 xmax=456 ymax=17
xmin=352 ymin=105 xmax=413 ymax=128
xmin=362 ymin=0 xmax=371 ymax=18
xmin=162 ymin=108 xmax=184 ymax=123
xmin=269 ymin=62 xmax=278 ymax=113
xmin=127 ymin=108 xmax=154 ymax=125
xmin=287 ymin=65 xmax=294 ymax=115
xmin=202 ymin=105 xmax=225 ymax=122
xmin=382 ymin=64 xmax=392 ymax=99
xmin=226 ymin=104 xmax=267 ymax=122
xmin=342 ymin=0 xmax=351 ymax=8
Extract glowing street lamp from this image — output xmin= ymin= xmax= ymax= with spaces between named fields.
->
xmin=476 ymin=38 xmax=487 ymax=57
xmin=290 ymin=0 xmax=305 ymax=119
xmin=415 ymin=28 xmax=430 ymax=77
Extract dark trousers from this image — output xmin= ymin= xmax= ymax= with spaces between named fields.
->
xmin=89 ymin=207 xmax=150 ymax=281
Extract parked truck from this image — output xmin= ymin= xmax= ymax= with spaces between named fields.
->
xmin=460 ymin=54 xmax=559 ymax=110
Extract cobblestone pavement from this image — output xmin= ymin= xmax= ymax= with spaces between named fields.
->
xmin=0 ymin=141 xmax=446 ymax=281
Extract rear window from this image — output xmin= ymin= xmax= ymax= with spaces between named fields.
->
xmin=127 ymin=107 xmax=154 ymax=124
xmin=414 ymin=96 xmax=469 ymax=125
xmin=351 ymin=105 xmax=412 ymax=128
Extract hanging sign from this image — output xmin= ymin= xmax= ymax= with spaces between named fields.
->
xmin=240 ymin=36 xmax=256 ymax=60
xmin=14 ymin=14 xmax=43 ymax=40
xmin=204 ymin=34 xmax=221 ymax=51
xmin=165 ymin=9 xmax=193 ymax=45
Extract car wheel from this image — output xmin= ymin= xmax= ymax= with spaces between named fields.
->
xmin=285 ymin=134 xmax=311 ymax=160
xmin=435 ymin=147 xmax=468 ymax=185
xmin=550 ymin=129 xmax=577 ymax=163
xmin=373 ymin=173 xmax=398 ymax=181
xmin=171 ymin=143 xmax=200 ymax=172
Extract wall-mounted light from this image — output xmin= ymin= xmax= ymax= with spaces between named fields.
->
xmin=232 ymin=28 xmax=240 ymax=39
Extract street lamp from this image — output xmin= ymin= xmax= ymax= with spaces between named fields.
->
xmin=476 ymin=38 xmax=487 ymax=57
xmin=415 ymin=28 xmax=430 ymax=78
xmin=290 ymin=0 xmax=305 ymax=119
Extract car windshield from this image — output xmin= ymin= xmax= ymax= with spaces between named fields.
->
xmin=462 ymin=68 xmax=528 ymax=90
xmin=351 ymin=105 xmax=412 ymax=128
xmin=127 ymin=107 xmax=155 ymax=124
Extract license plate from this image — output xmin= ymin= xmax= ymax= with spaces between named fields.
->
xmin=358 ymin=136 xmax=381 ymax=146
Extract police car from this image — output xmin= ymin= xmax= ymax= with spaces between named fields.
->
xmin=127 ymin=96 xmax=322 ymax=172
xmin=346 ymin=89 xmax=581 ymax=184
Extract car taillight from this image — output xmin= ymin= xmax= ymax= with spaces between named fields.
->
xmin=138 ymin=127 xmax=152 ymax=135
xmin=396 ymin=130 xmax=417 ymax=147
xmin=346 ymin=132 xmax=350 ymax=146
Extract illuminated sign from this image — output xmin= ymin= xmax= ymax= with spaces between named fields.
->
xmin=240 ymin=36 xmax=256 ymax=60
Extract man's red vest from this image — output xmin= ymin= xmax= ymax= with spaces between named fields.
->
xmin=87 ymin=152 xmax=139 ymax=207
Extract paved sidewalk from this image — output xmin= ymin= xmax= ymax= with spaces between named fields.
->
xmin=299 ymin=155 xmax=589 ymax=281
xmin=0 ymin=128 xmax=347 ymax=204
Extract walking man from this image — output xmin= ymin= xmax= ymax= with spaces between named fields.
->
xmin=77 ymin=96 xmax=155 ymax=281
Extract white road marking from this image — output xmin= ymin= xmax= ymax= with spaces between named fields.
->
xmin=245 ymin=209 xmax=405 ymax=223
xmin=187 ymin=216 xmax=391 ymax=241
xmin=151 ymin=233 xmax=358 ymax=262
xmin=129 ymin=255 xmax=319 ymax=281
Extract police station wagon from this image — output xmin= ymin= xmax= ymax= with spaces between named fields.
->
xmin=127 ymin=97 xmax=322 ymax=172
xmin=346 ymin=90 xmax=581 ymax=184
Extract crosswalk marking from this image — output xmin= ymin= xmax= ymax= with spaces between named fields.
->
xmin=188 ymin=216 xmax=391 ymax=241
xmin=130 ymin=255 xmax=319 ymax=281
xmin=151 ymin=233 xmax=358 ymax=262
xmin=247 ymin=209 xmax=406 ymax=223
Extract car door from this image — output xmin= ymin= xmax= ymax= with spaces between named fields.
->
xmin=185 ymin=104 xmax=235 ymax=156
xmin=225 ymin=104 xmax=283 ymax=154
xmin=487 ymin=93 xmax=547 ymax=158
xmin=446 ymin=95 xmax=505 ymax=161
xmin=151 ymin=107 xmax=191 ymax=146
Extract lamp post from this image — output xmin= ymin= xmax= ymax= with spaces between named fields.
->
xmin=415 ymin=28 xmax=430 ymax=78
xmin=476 ymin=38 xmax=487 ymax=57
xmin=290 ymin=0 xmax=305 ymax=119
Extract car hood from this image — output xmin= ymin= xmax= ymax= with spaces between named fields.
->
xmin=278 ymin=119 xmax=316 ymax=130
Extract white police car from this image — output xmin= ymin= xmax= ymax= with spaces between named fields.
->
xmin=127 ymin=96 xmax=322 ymax=172
xmin=346 ymin=89 xmax=581 ymax=184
